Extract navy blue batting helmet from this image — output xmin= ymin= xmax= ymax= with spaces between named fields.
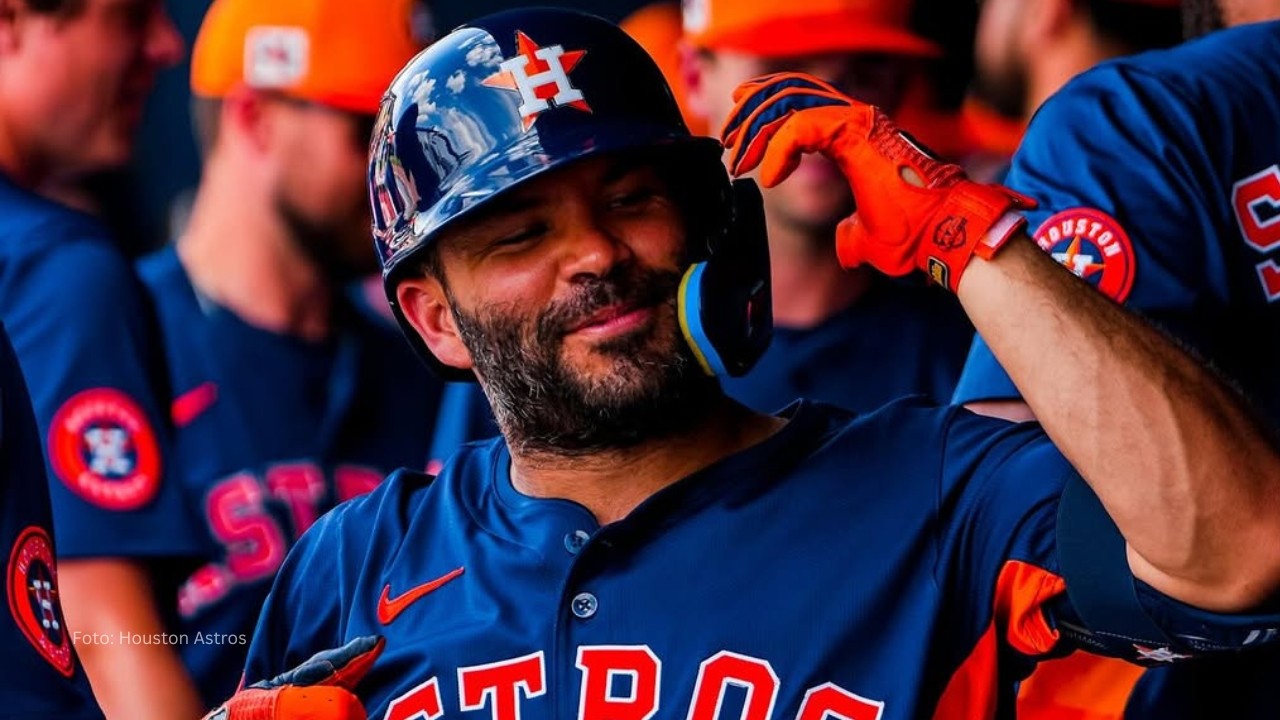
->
xmin=369 ymin=7 xmax=769 ymax=379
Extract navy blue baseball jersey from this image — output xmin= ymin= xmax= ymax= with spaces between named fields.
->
xmin=244 ymin=399 xmax=1280 ymax=720
xmin=952 ymin=20 xmax=1280 ymax=719
xmin=427 ymin=383 xmax=498 ymax=475
xmin=954 ymin=20 xmax=1280 ymax=416
xmin=722 ymin=277 xmax=973 ymax=413
xmin=426 ymin=277 xmax=972 ymax=469
xmin=0 ymin=174 xmax=194 ymax=560
xmin=0 ymin=323 xmax=103 ymax=719
xmin=137 ymin=247 xmax=442 ymax=706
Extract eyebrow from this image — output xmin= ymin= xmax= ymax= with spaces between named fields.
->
xmin=600 ymin=157 xmax=649 ymax=186
xmin=442 ymin=191 xmax=545 ymax=253
xmin=463 ymin=188 xmax=548 ymax=231
xmin=456 ymin=156 xmax=653 ymax=237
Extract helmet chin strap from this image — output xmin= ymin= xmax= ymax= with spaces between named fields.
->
xmin=677 ymin=179 xmax=773 ymax=378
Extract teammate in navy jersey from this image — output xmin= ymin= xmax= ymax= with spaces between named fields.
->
xmin=0 ymin=325 xmax=103 ymax=719
xmin=680 ymin=0 xmax=977 ymax=414
xmin=953 ymin=6 xmax=1280 ymax=717
xmin=122 ymin=0 xmax=440 ymax=711
xmin=208 ymin=9 xmax=1280 ymax=720
xmin=970 ymin=0 xmax=1183 ymax=181
xmin=0 ymin=2 xmax=204 ymax=718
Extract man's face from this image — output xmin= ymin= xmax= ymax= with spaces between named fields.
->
xmin=424 ymin=154 xmax=718 ymax=455
xmin=271 ymin=100 xmax=380 ymax=280
xmin=973 ymin=0 xmax=1029 ymax=118
xmin=1 ymin=0 xmax=182 ymax=177
xmin=691 ymin=49 xmax=917 ymax=237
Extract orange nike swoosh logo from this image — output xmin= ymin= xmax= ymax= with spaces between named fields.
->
xmin=377 ymin=567 xmax=465 ymax=625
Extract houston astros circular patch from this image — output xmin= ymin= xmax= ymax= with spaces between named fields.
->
xmin=7 ymin=526 xmax=73 ymax=676
xmin=48 ymin=388 xmax=161 ymax=511
xmin=1033 ymin=208 xmax=1136 ymax=302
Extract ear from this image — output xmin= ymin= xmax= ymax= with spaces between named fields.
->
xmin=678 ymin=41 xmax=714 ymax=126
xmin=220 ymin=86 xmax=274 ymax=156
xmin=1023 ymin=0 xmax=1074 ymax=49
xmin=0 ymin=0 xmax=25 ymax=57
xmin=396 ymin=275 xmax=474 ymax=372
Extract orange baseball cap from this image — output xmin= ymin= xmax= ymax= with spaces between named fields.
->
xmin=682 ymin=0 xmax=940 ymax=59
xmin=621 ymin=2 xmax=709 ymax=136
xmin=191 ymin=0 xmax=433 ymax=115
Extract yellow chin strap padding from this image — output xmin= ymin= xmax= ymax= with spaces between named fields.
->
xmin=677 ymin=264 xmax=716 ymax=376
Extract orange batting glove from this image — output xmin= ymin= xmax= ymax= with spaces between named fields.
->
xmin=720 ymin=72 xmax=1035 ymax=292
xmin=203 ymin=636 xmax=384 ymax=720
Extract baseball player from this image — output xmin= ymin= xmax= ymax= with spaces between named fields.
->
xmin=425 ymin=0 xmax=977 ymax=469
xmin=212 ymin=9 xmax=1280 ymax=720
xmin=0 ymin=2 xmax=207 ymax=718
xmin=953 ymin=3 xmax=1280 ymax=716
xmin=0 ymin=324 xmax=102 ymax=719
xmin=682 ymin=0 xmax=975 ymax=415
xmin=125 ymin=0 xmax=441 ymax=710
xmin=973 ymin=0 xmax=1181 ymax=130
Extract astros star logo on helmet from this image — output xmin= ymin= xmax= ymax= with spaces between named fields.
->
xmin=482 ymin=31 xmax=590 ymax=130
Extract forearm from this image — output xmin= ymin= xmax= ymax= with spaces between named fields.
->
xmin=958 ymin=235 xmax=1280 ymax=611
xmin=78 ymin=639 xmax=206 ymax=720
xmin=61 ymin=559 xmax=206 ymax=720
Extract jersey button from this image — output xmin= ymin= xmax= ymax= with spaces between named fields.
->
xmin=571 ymin=592 xmax=598 ymax=619
xmin=564 ymin=530 xmax=590 ymax=555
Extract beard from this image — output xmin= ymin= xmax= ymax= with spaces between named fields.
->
xmin=449 ymin=262 xmax=720 ymax=457
xmin=276 ymin=192 xmax=379 ymax=282
xmin=1182 ymin=0 xmax=1226 ymax=38
xmin=972 ymin=60 xmax=1027 ymax=120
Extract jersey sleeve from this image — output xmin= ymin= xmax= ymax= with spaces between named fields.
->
xmin=953 ymin=63 xmax=1222 ymax=405
xmin=0 ymin=324 xmax=104 ymax=719
xmin=242 ymin=502 xmax=347 ymax=686
xmin=4 ymin=219 xmax=201 ymax=558
xmin=937 ymin=411 xmax=1280 ymax=673
xmin=935 ymin=413 xmax=1074 ymax=671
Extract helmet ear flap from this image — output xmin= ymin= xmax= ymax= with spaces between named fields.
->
xmin=677 ymin=178 xmax=772 ymax=377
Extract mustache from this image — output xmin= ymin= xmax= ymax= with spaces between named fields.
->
xmin=534 ymin=264 xmax=684 ymax=344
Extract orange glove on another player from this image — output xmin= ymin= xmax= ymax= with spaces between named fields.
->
xmin=203 ymin=636 xmax=384 ymax=720
xmin=720 ymin=73 xmax=1035 ymax=292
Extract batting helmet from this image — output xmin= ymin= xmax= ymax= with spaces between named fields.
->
xmin=369 ymin=7 xmax=770 ymax=380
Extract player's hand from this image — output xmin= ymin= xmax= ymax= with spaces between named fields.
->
xmin=203 ymin=636 xmax=384 ymax=720
xmin=719 ymin=72 xmax=1035 ymax=292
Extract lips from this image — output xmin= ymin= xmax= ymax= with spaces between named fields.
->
xmin=118 ymin=75 xmax=158 ymax=127
xmin=565 ymin=302 xmax=646 ymax=334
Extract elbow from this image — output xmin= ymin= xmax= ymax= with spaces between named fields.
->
xmin=1131 ymin=528 xmax=1280 ymax=614
xmin=1222 ymin=494 xmax=1280 ymax=611
xmin=1198 ymin=570 xmax=1280 ymax=614
xmin=1232 ymin=529 xmax=1280 ymax=612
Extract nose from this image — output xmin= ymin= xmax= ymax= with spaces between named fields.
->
xmin=558 ymin=213 xmax=635 ymax=284
xmin=147 ymin=5 xmax=186 ymax=69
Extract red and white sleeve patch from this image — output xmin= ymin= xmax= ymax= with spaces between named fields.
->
xmin=7 ymin=526 xmax=74 ymax=676
xmin=1032 ymin=208 xmax=1136 ymax=303
xmin=48 ymin=388 xmax=161 ymax=511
